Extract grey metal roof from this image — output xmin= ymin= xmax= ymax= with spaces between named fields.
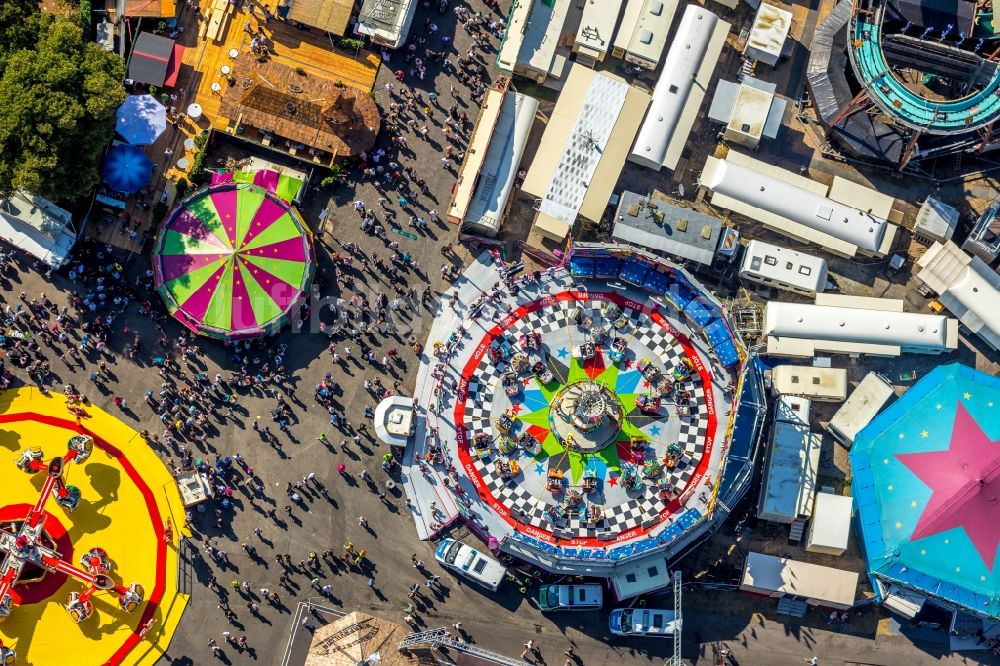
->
xmin=707 ymin=79 xmax=739 ymax=124
xmin=611 ymin=190 xmax=722 ymax=265
xmin=708 ymin=77 xmax=784 ymax=140
xmin=914 ymin=196 xmax=958 ymax=241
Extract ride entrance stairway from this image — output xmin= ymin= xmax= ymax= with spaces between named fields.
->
xmin=777 ymin=595 xmax=808 ymax=618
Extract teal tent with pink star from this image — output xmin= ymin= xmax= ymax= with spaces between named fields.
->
xmin=851 ymin=363 xmax=1000 ymax=619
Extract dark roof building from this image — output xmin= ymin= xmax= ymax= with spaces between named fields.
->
xmin=218 ymin=53 xmax=380 ymax=160
xmin=611 ymin=191 xmax=732 ymax=266
xmin=128 ymin=32 xmax=184 ymax=87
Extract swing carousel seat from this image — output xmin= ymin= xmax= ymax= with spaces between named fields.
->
xmin=518 ymin=432 xmax=541 ymax=454
xmin=495 ymin=411 xmax=515 ymax=433
xmin=498 ymin=436 xmax=517 ymax=455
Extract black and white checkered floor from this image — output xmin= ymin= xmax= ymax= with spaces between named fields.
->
xmin=457 ymin=291 xmax=714 ymax=539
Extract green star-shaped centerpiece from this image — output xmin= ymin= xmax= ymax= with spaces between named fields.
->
xmin=548 ymin=380 xmax=624 ymax=453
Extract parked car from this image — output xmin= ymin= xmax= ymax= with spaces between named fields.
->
xmin=609 ymin=608 xmax=681 ymax=636
xmin=434 ymin=539 xmax=506 ymax=591
xmin=538 ymin=584 xmax=603 ymax=611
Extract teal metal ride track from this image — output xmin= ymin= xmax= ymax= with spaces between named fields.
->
xmin=850 ymin=16 xmax=1000 ymax=134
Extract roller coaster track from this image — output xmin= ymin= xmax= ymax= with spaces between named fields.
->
xmin=847 ymin=0 xmax=1000 ymax=135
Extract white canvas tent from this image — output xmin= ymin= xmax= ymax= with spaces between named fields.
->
xmin=915 ymin=240 xmax=1000 ymax=352
xmin=0 ymin=191 xmax=77 ymax=268
xmin=806 ymin=492 xmax=852 ymax=556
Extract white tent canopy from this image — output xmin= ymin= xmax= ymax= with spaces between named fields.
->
xmin=0 ymin=191 xmax=77 ymax=268
xmin=806 ymin=492 xmax=852 ymax=555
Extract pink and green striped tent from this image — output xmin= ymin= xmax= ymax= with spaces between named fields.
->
xmin=152 ymin=183 xmax=315 ymax=339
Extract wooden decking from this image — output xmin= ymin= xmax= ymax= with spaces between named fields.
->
xmin=88 ymin=0 xmax=380 ymax=253
xmin=191 ymin=20 xmax=381 ymax=134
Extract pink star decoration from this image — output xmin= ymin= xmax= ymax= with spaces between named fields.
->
xmin=895 ymin=403 xmax=1000 ymax=571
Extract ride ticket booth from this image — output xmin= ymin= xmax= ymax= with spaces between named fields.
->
xmin=375 ymin=396 xmax=416 ymax=447
xmin=176 ymin=470 xmax=211 ymax=508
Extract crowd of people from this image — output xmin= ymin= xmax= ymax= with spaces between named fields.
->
xmin=0 ymin=0 xmax=595 ymax=664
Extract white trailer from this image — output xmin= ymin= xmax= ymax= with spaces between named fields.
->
xmin=825 ymin=372 xmax=895 ymax=446
xmin=739 ymin=240 xmax=827 ymax=296
xmin=770 ymin=365 xmax=847 ymax=402
xmin=740 ymin=551 xmax=859 ymax=610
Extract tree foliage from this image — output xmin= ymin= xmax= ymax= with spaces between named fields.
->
xmin=0 ymin=2 xmax=50 ymax=63
xmin=0 ymin=16 xmax=126 ymax=202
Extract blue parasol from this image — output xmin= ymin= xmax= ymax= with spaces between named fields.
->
xmin=115 ymin=94 xmax=167 ymax=145
xmin=102 ymin=144 xmax=154 ymax=194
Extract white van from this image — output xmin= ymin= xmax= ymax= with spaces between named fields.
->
xmin=609 ymin=607 xmax=682 ymax=636
xmin=539 ymin=584 xmax=603 ymax=611
xmin=434 ymin=539 xmax=507 ymax=591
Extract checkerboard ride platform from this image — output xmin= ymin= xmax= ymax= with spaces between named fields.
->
xmin=457 ymin=290 xmax=714 ymax=539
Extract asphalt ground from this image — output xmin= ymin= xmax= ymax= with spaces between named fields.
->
xmin=0 ymin=0 xmax=985 ymax=664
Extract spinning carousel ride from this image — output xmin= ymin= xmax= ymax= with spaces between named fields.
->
xmin=1 ymin=435 xmax=144 ymax=627
xmin=408 ymin=247 xmax=767 ymax=584
xmin=0 ymin=389 xmax=188 ymax=665
xmin=550 ymin=381 xmax=624 ymax=451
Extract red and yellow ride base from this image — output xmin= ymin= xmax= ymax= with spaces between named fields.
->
xmin=0 ymin=388 xmax=189 ymax=665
